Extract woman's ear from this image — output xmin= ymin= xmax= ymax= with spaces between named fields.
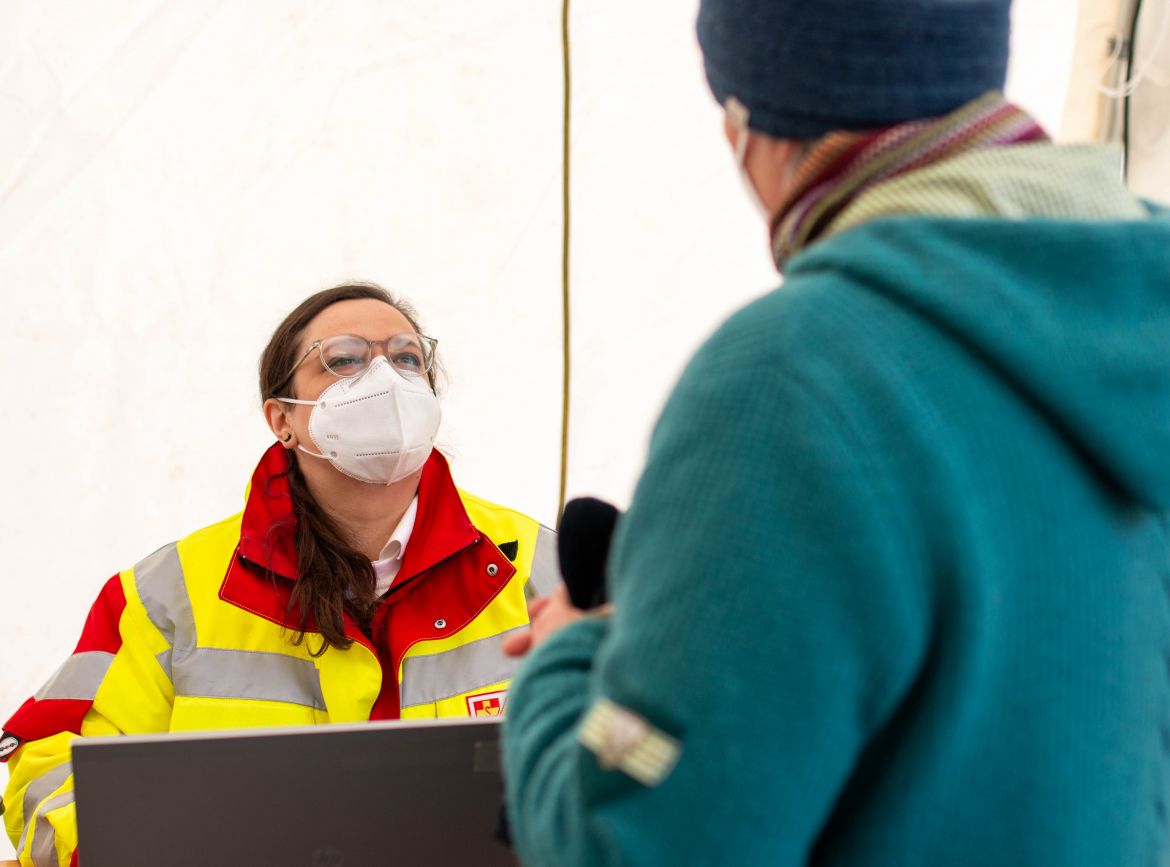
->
xmin=263 ymin=398 xmax=297 ymax=448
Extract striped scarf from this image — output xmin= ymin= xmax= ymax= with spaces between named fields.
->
xmin=770 ymin=92 xmax=1050 ymax=269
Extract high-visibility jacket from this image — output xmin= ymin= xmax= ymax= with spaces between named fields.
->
xmin=1 ymin=444 xmax=558 ymax=867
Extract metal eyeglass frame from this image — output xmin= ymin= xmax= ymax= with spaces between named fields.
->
xmin=273 ymin=332 xmax=438 ymax=395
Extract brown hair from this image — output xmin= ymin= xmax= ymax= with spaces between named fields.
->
xmin=258 ymin=282 xmax=437 ymax=653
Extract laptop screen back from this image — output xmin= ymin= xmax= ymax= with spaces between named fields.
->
xmin=72 ymin=718 xmax=518 ymax=867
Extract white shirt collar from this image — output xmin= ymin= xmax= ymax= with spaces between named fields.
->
xmin=376 ymin=495 xmax=418 ymax=563
xmin=371 ymin=496 xmax=418 ymax=596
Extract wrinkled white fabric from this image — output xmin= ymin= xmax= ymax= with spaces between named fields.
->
xmin=373 ymin=495 xmax=418 ymax=595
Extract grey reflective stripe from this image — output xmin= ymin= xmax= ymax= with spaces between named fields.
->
xmin=134 ymin=542 xmax=196 ymax=652
xmin=400 ymin=628 xmax=524 ymax=708
xmin=156 ymin=648 xmax=173 ymax=682
xmin=524 ymin=524 xmax=561 ymax=601
xmin=17 ymin=760 xmax=72 ymax=861
xmin=29 ymin=790 xmax=74 ymax=867
xmin=34 ymin=652 xmax=116 ymax=702
xmin=175 ymin=648 xmax=325 ymax=711
xmin=134 ymin=541 xmax=323 ymax=710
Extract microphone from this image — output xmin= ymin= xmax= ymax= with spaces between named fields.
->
xmin=492 ymin=497 xmax=621 ymax=850
xmin=557 ymin=497 xmax=620 ymax=610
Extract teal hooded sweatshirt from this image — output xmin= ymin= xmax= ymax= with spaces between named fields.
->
xmin=503 ymin=178 xmax=1170 ymax=863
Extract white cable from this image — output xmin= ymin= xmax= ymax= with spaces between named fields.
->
xmin=1097 ymin=0 xmax=1170 ymax=98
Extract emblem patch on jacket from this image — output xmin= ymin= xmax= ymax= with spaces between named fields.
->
xmin=578 ymin=697 xmax=680 ymax=786
xmin=467 ymin=690 xmax=508 ymax=717
xmin=0 ymin=733 xmax=22 ymax=761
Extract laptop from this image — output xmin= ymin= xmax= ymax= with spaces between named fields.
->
xmin=72 ymin=717 xmax=519 ymax=867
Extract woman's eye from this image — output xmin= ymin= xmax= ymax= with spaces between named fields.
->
xmin=391 ymin=352 xmax=422 ymax=369
xmin=327 ymin=354 xmax=365 ymax=373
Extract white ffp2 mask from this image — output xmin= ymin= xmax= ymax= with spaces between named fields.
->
xmin=280 ymin=356 xmax=441 ymax=485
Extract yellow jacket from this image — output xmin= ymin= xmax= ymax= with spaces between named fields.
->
xmin=2 ymin=445 xmax=558 ymax=866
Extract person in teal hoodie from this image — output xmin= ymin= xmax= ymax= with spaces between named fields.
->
xmin=501 ymin=0 xmax=1170 ymax=865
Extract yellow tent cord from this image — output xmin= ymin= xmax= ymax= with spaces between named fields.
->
xmin=557 ymin=0 xmax=572 ymax=528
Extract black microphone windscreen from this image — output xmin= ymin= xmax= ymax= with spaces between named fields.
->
xmin=558 ymin=497 xmax=619 ymax=609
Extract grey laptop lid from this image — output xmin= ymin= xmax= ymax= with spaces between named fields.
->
xmin=72 ymin=717 xmax=519 ymax=867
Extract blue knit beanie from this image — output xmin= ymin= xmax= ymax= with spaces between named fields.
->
xmin=697 ymin=0 xmax=1012 ymax=139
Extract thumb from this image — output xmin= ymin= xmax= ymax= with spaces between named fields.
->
xmin=502 ymin=628 xmax=534 ymax=658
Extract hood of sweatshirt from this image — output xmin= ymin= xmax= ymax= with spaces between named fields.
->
xmin=788 ymin=201 xmax=1170 ymax=511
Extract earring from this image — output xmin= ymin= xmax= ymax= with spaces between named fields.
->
xmin=281 ymin=433 xmax=293 ymax=443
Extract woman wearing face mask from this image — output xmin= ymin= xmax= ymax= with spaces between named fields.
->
xmin=1 ymin=283 xmax=558 ymax=867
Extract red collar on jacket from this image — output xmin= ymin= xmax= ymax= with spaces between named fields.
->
xmin=222 ymin=443 xmax=479 ymax=632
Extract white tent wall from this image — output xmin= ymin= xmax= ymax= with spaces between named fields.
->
xmin=1063 ymin=0 xmax=1169 ymax=199
xmin=2 ymin=0 xmax=1078 ymax=848
xmin=1126 ymin=0 xmax=1170 ymax=200
xmin=1063 ymin=0 xmax=1131 ymax=141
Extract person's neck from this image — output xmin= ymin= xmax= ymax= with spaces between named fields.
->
xmin=300 ymin=461 xmax=420 ymax=561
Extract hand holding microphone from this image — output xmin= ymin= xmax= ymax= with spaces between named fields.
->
xmin=503 ymin=497 xmax=620 ymax=657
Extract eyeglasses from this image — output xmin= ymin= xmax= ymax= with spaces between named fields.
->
xmin=279 ymin=332 xmax=438 ymax=391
